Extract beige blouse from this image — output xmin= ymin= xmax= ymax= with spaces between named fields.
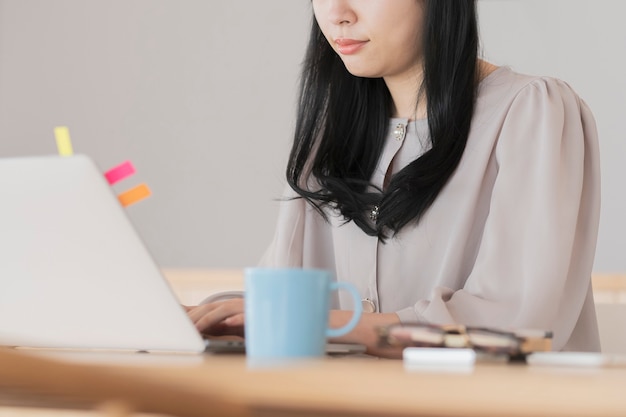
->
xmin=260 ymin=66 xmax=601 ymax=352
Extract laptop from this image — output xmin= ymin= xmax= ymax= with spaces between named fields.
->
xmin=0 ymin=155 xmax=206 ymax=354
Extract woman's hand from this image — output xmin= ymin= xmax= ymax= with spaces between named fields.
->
xmin=328 ymin=310 xmax=403 ymax=358
xmin=185 ymin=300 xmax=403 ymax=357
xmin=184 ymin=299 xmax=245 ymax=338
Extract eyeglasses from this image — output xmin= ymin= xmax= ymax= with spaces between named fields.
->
xmin=377 ymin=323 xmax=553 ymax=357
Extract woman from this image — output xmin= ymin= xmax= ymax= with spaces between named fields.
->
xmin=188 ymin=0 xmax=601 ymax=356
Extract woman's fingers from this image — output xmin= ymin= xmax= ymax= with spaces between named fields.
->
xmin=186 ymin=299 xmax=245 ymax=335
xmin=224 ymin=313 xmax=245 ymax=327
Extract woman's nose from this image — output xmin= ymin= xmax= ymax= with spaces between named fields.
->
xmin=322 ymin=0 xmax=357 ymax=26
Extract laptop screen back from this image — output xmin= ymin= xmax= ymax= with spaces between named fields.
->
xmin=0 ymin=155 xmax=205 ymax=353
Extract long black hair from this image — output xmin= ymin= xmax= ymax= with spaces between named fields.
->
xmin=287 ymin=1 xmax=479 ymax=238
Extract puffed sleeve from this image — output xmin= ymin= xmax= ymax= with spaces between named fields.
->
xmin=407 ymin=78 xmax=601 ymax=350
xmin=258 ymin=185 xmax=305 ymax=268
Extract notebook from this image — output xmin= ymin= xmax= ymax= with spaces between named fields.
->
xmin=0 ymin=155 xmax=205 ymax=354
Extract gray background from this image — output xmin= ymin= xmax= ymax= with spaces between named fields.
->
xmin=0 ymin=1 xmax=623 ymax=271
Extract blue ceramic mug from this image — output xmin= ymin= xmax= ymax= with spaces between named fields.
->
xmin=244 ymin=268 xmax=362 ymax=360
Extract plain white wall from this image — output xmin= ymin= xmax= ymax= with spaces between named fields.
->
xmin=0 ymin=1 xmax=624 ymax=272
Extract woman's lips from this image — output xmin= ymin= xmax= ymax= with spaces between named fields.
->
xmin=335 ymin=38 xmax=368 ymax=55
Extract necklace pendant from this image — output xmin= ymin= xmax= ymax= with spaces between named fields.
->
xmin=393 ymin=123 xmax=406 ymax=141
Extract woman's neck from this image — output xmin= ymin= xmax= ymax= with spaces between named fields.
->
xmin=385 ymin=68 xmax=426 ymax=121
xmin=385 ymin=59 xmax=499 ymax=121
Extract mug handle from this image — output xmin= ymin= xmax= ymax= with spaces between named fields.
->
xmin=326 ymin=282 xmax=363 ymax=338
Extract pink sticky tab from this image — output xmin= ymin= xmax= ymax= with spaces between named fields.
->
xmin=105 ymin=161 xmax=136 ymax=185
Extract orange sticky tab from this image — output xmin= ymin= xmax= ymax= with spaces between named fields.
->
xmin=118 ymin=184 xmax=151 ymax=207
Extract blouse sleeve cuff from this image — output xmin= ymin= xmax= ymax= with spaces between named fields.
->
xmin=395 ymin=306 xmax=423 ymax=323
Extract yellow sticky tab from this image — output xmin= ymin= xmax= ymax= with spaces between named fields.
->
xmin=118 ymin=183 xmax=152 ymax=207
xmin=54 ymin=126 xmax=74 ymax=156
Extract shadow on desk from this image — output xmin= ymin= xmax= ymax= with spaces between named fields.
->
xmin=0 ymin=348 xmax=247 ymax=417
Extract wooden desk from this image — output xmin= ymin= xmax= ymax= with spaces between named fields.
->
xmin=138 ymin=355 xmax=626 ymax=417
xmin=593 ymin=274 xmax=626 ymax=304
xmin=161 ymin=268 xmax=244 ymax=305
xmin=2 ymin=350 xmax=626 ymax=417
xmin=3 ymin=269 xmax=626 ymax=417
xmin=161 ymin=269 xmax=626 ymax=306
